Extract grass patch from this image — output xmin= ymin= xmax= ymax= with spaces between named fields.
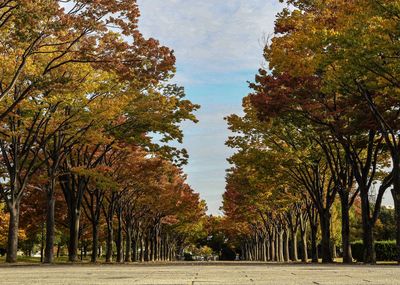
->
xmin=0 ymin=255 xmax=110 ymax=264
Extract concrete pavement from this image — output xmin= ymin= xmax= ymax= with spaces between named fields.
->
xmin=0 ymin=263 xmax=399 ymax=285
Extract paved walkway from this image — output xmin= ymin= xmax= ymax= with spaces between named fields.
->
xmin=0 ymin=263 xmax=399 ymax=284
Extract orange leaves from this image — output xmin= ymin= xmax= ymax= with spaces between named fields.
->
xmin=0 ymin=204 xmax=26 ymax=248
xmin=109 ymin=144 xmax=205 ymax=229
xmin=0 ymin=0 xmax=177 ymax=121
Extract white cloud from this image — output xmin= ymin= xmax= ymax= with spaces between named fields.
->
xmin=137 ymin=0 xmax=284 ymax=82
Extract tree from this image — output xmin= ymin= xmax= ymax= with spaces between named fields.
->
xmin=225 ymin=97 xmax=339 ymax=263
xmin=0 ymin=0 xmax=175 ymax=120
xmin=0 ymin=97 xmax=58 ymax=262
xmin=248 ymin=0 xmax=393 ymax=263
xmin=0 ymin=0 xmax=203 ymax=264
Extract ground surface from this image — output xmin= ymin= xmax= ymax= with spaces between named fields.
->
xmin=0 ymin=262 xmax=399 ymax=285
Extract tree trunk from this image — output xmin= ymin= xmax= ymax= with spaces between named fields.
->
xmin=340 ymin=193 xmax=352 ymax=264
xmin=310 ymin=223 xmax=318 ymax=263
xmin=91 ymin=222 xmax=99 ymax=263
xmin=270 ymin=231 xmax=276 ymax=262
xmin=262 ymin=239 xmax=267 ymax=261
xmin=254 ymin=236 xmax=259 ymax=261
xmin=360 ymin=188 xmax=376 ymax=264
xmin=275 ymin=234 xmax=279 ymax=262
xmin=299 ymin=213 xmax=308 ymax=263
xmin=116 ymin=208 xmax=123 ymax=263
xmin=284 ymin=228 xmax=290 ymax=262
xmin=105 ymin=196 xmax=115 ymax=263
xmin=56 ymin=244 xmax=60 ymax=258
xmin=98 ymin=244 xmax=102 ymax=257
xmin=391 ymin=160 xmax=400 ymax=263
xmin=132 ymin=238 xmax=137 ymax=262
xmin=150 ymin=235 xmax=154 ymax=261
xmin=144 ymin=236 xmax=149 ymax=262
xmin=278 ymin=228 xmax=284 ymax=262
xmin=157 ymin=235 xmax=161 ymax=261
xmin=331 ymin=242 xmax=337 ymax=259
xmin=393 ymin=189 xmax=400 ymax=264
xmin=68 ymin=208 xmax=80 ymax=262
xmin=246 ymin=243 xmax=251 ymax=261
xmin=105 ymin=218 xmax=113 ymax=263
xmin=169 ymin=244 xmax=174 ymax=261
xmin=290 ymin=226 xmax=298 ymax=261
xmin=41 ymin=222 xmax=45 ymax=263
xmin=362 ymin=218 xmax=375 ymax=264
xmin=301 ymin=229 xmax=307 ymax=263
xmin=6 ymin=203 xmax=20 ymax=263
xmin=319 ymin=210 xmax=333 ymax=263
xmin=125 ymin=226 xmax=132 ymax=262
xmin=140 ymin=237 xmax=144 ymax=262
xmin=44 ymin=192 xmax=55 ymax=263
xmin=161 ymin=237 xmax=165 ymax=261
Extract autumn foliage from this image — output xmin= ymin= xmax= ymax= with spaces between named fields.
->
xmin=223 ymin=0 xmax=400 ymax=264
xmin=0 ymin=0 xmax=205 ymax=263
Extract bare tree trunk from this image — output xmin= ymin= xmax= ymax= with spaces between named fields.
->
xmin=144 ymin=235 xmax=149 ymax=262
xmin=359 ymin=185 xmax=376 ymax=264
xmin=331 ymin=242 xmax=337 ymax=260
xmin=150 ymin=234 xmax=155 ymax=261
xmin=391 ymin=160 xmax=400 ymax=263
xmin=68 ymin=208 xmax=80 ymax=262
xmin=284 ymin=227 xmax=290 ymax=262
xmin=340 ymin=193 xmax=352 ymax=264
xmin=288 ymin=217 xmax=299 ymax=262
xmin=6 ymin=203 xmax=20 ymax=263
xmin=247 ymin=243 xmax=252 ymax=261
xmin=91 ymin=222 xmax=99 ymax=263
xmin=254 ymin=235 xmax=259 ymax=261
xmin=132 ymin=237 xmax=137 ymax=262
xmin=140 ymin=237 xmax=144 ymax=262
xmin=300 ymin=229 xmax=307 ymax=262
xmin=41 ymin=221 xmax=45 ymax=263
xmin=270 ymin=230 xmax=276 ymax=261
xmin=44 ymin=185 xmax=55 ymax=263
xmin=124 ymin=226 xmax=132 ymax=262
xmin=310 ymin=223 xmax=318 ymax=263
xmin=98 ymin=244 xmax=102 ymax=258
xmin=319 ymin=210 xmax=333 ymax=263
xmin=105 ymin=218 xmax=113 ymax=263
xmin=262 ymin=238 xmax=267 ymax=261
xmin=104 ymin=195 xmax=115 ymax=263
xmin=291 ymin=229 xmax=298 ymax=261
xmin=161 ymin=237 xmax=166 ymax=261
xmin=56 ymin=244 xmax=61 ymax=258
xmin=116 ymin=207 xmax=123 ymax=263
xmin=393 ymin=184 xmax=400 ymax=264
xmin=299 ymin=214 xmax=308 ymax=263
xmin=278 ymin=227 xmax=284 ymax=262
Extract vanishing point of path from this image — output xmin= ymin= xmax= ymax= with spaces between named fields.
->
xmin=0 ymin=262 xmax=399 ymax=285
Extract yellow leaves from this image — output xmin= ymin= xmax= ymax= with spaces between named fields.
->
xmin=0 ymin=203 xmax=8 ymax=247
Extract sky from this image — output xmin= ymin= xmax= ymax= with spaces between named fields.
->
xmin=136 ymin=0 xmax=285 ymax=215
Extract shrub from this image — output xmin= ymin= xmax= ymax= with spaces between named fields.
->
xmin=351 ymin=240 xmax=396 ymax=262
xmin=351 ymin=241 xmax=364 ymax=262
xmin=375 ymin=241 xmax=397 ymax=261
xmin=183 ymin=252 xmax=194 ymax=261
